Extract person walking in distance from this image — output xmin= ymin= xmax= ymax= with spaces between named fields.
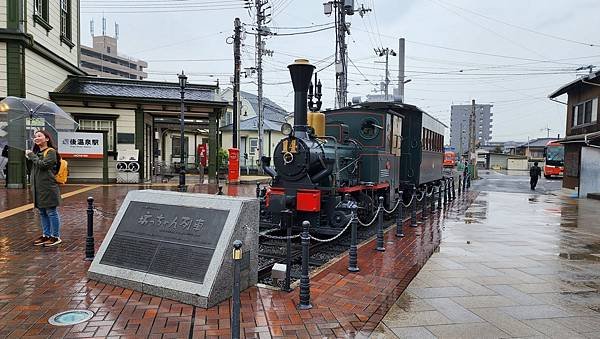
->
xmin=26 ymin=130 xmax=63 ymax=246
xmin=530 ymin=161 xmax=542 ymax=191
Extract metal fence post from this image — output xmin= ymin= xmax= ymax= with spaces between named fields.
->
xmin=282 ymin=209 xmax=293 ymax=292
xmin=395 ymin=191 xmax=405 ymax=238
xmin=297 ymin=221 xmax=312 ymax=310
xmin=348 ymin=203 xmax=359 ymax=272
xmin=85 ymin=197 xmax=95 ymax=261
xmin=231 ymin=240 xmax=242 ymax=339
xmin=376 ymin=196 xmax=385 ymax=252
xmin=411 ymin=188 xmax=417 ymax=227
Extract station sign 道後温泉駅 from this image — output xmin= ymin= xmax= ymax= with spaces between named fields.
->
xmin=57 ymin=131 xmax=104 ymax=158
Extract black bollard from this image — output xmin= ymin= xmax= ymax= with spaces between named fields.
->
xmin=437 ymin=184 xmax=442 ymax=210
xmin=443 ymin=179 xmax=448 ymax=206
xmin=348 ymin=203 xmax=359 ymax=272
xmin=282 ymin=210 xmax=293 ymax=292
xmin=395 ymin=191 xmax=405 ymax=238
xmin=452 ymin=178 xmax=456 ymax=200
xmin=218 ymin=185 xmax=224 ymax=195
xmin=376 ymin=196 xmax=385 ymax=251
xmin=458 ymin=176 xmax=462 ymax=196
xmin=298 ymin=221 xmax=312 ymax=310
xmin=85 ymin=197 xmax=95 ymax=261
xmin=231 ymin=240 xmax=243 ymax=339
xmin=431 ymin=186 xmax=436 ymax=212
xmin=422 ymin=188 xmax=428 ymax=220
xmin=411 ymin=189 xmax=417 ymax=227
xmin=255 ymin=182 xmax=260 ymax=198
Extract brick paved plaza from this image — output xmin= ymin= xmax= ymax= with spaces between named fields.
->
xmin=0 ymin=183 xmax=476 ymax=338
xmin=2 ymin=180 xmax=599 ymax=338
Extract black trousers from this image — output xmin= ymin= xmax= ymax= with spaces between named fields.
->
xmin=530 ymin=176 xmax=538 ymax=190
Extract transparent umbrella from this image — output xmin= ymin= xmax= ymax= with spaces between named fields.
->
xmin=0 ymin=96 xmax=79 ymax=151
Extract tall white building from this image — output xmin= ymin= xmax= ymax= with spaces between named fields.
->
xmin=450 ymin=104 xmax=493 ymax=155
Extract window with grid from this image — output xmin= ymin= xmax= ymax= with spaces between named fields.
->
xmin=78 ymin=119 xmax=114 ymax=151
xmin=573 ymin=98 xmax=598 ymax=127
xmin=60 ymin=0 xmax=72 ymax=40
xmin=34 ymin=0 xmax=50 ymax=25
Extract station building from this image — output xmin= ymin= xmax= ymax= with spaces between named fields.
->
xmin=0 ymin=0 xmax=227 ymax=187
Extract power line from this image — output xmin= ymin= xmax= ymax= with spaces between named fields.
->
xmin=434 ymin=0 xmax=600 ymax=48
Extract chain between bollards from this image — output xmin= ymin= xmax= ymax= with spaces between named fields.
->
xmin=376 ymin=196 xmax=385 ymax=251
xmin=282 ymin=209 xmax=293 ymax=292
xmin=297 ymin=220 xmax=312 ymax=310
xmin=395 ymin=191 xmax=405 ymax=238
xmin=231 ymin=240 xmax=242 ymax=339
xmin=85 ymin=197 xmax=95 ymax=261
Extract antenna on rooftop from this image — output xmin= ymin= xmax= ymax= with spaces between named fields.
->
xmin=90 ymin=19 xmax=94 ymax=37
xmin=115 ymin=23 xmax=119 ymax=40
xmin=102 ymin=16 xmax=106 ymax=36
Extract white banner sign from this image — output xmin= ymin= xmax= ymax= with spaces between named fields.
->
xmin=58 ymin=131 xmax=104 ymax=159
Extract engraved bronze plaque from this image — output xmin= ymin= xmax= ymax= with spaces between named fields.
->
xmin=100 ymin=201 xmax=229 ymax=283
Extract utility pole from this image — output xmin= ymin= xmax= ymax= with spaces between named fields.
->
xmin=397 ymin=38 xmax=405 ymax=102
xmin=254 ymin=0 xmax=271 ymax=171
xmin=374 ymin=47 xmax=396 ymax=101
xmin=232 ymin=18 xmax=242 ymax=149
xmin=324 ymin=1 xmax=370 ymax=108
xmin=469 ymin=99 xmax=477 ymax=165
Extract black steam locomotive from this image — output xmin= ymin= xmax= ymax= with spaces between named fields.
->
xmin=262 ymin=59 xmax=445 ymax=235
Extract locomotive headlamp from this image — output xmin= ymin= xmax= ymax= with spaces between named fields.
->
xmin=281 ymin=123 xmax=293 ymax=136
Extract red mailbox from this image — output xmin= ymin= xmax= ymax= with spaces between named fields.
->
xmin=228 ymin=148 xmax=240 ymax=183
xmin=197 ymin=144 xmax=208 ymax=167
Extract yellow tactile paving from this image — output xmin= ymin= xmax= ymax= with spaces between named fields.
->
xmin=0 ymin=185 xmax=100 ymax=220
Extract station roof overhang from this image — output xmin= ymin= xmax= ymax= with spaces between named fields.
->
xmin=49 ymin=75 xmax=230 ymax=119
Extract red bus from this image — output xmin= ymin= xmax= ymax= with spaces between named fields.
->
xmin=544 ymin=141 xmax=564 ymax=178
xmin=443 ymin=151 xmax=456 ymax=168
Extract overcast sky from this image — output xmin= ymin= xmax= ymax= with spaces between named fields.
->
xmin=80 ymin=0 xmax=600 ymax=142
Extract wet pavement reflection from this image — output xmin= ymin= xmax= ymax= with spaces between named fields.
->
xmin=376 ymin=188 xmax=600 ymax=338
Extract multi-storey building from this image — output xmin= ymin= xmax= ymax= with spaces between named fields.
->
xmin=80 ymin=35 xmax=147 ymax=80
xmin=449 ymin=104 xmax=493 ymax=156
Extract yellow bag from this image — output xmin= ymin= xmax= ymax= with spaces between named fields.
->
xmin=43 ymin=148 xmax=69 ymax=184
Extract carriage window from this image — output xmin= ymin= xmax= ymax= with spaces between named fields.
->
xmin=360 ymin=118 xmax=381 ymax=140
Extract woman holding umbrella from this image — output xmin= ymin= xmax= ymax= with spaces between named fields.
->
xmin=26 ymin=130 xmax=62 ymax=246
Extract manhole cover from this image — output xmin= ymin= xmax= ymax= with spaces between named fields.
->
xmin=48 ymin=310 xmax=94 ymax=326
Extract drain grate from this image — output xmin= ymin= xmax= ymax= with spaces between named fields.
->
xmin=48 ymin=310 xmax=94 ymax=326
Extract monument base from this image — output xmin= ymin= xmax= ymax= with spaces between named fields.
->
xmin=87 ymin=190 xmax=258 ymax=308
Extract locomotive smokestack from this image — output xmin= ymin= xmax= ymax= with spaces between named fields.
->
xmin=288 ymin=59 xmax=315 ymax=134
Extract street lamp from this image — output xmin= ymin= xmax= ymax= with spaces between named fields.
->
xmin=178 ymin=70 xmax=188 ymax=192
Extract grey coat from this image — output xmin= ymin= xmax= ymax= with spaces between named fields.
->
xmin=27 ymin=148 xmax=61 ymax=208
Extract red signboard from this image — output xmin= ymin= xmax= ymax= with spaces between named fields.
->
xmin=228 ymin=148 xmax=240 ymax=183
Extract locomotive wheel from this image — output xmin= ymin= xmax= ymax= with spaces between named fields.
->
xmin=355 ymin=192 xmax=376 ymax=223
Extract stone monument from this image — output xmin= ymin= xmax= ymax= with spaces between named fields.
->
xmin=88 ymin=190 xmax=259 ymax=308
